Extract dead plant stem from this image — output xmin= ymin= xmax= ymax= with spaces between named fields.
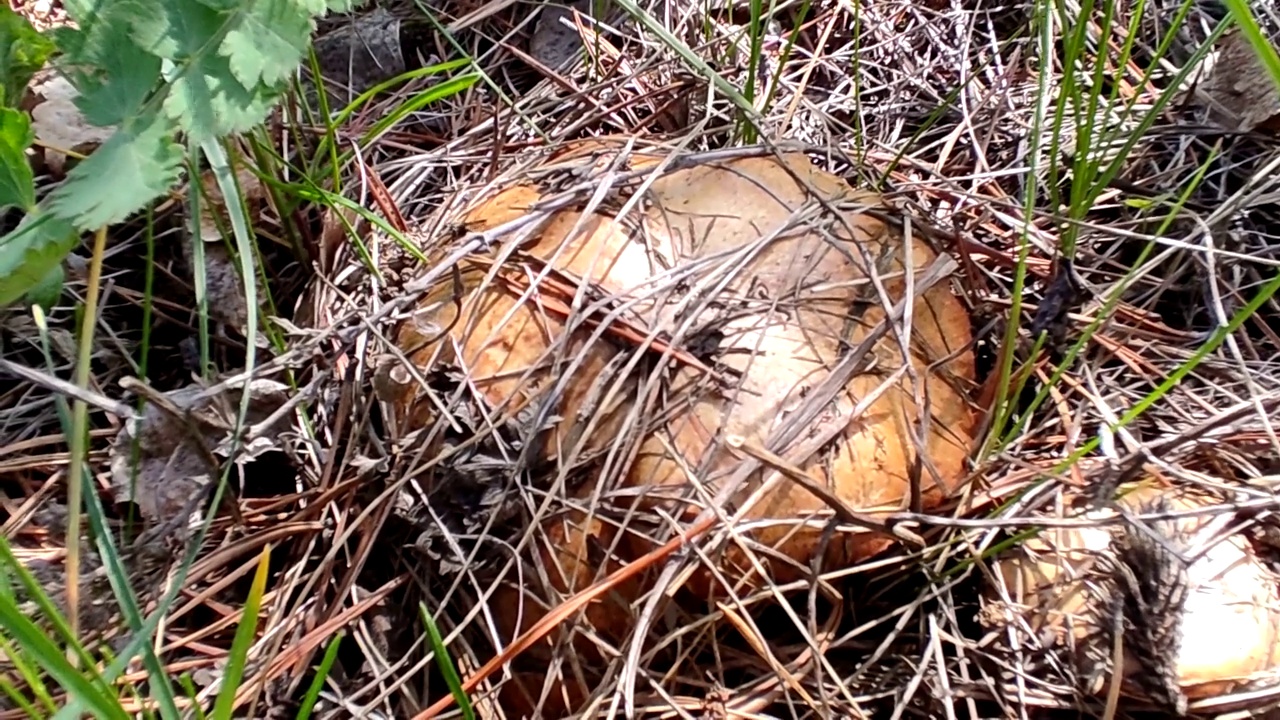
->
xmin=66 ymin=225 xmax=109 ymax=648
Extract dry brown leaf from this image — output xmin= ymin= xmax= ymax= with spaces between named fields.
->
xmin=25 ymin=71 xmax=115 ymax=177
xmin=1201 ymin=26 xmax=1280 ymax=133
xmin=109 ymin=380 xmax=291 ymax=530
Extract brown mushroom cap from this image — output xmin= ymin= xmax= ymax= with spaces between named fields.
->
xmin=393 ymin=141 xmax=975 ymax=566
xmin=390 ymin=141 xmax=977 ymax=704
xmin=619 ymin=151 xmax=975 ymax=586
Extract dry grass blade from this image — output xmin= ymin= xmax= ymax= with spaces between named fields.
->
xmin=725 ymin=434 xmax=925 ymax=547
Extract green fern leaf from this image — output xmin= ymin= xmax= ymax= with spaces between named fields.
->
xmin=44 ymin=113 xmax=183 ymax=230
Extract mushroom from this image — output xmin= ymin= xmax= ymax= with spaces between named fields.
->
xmin=979 ymin=480 xmax=1280 ymax=715
xmin=390 ymin=138 xmax=978 ymax=714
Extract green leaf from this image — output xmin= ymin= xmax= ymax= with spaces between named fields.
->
xmin=25 ymin=263 xmax=63 ymax=311
xmin=128 ymin=0 xmax=222 ymax=61
xmin=0 ymin=5 xmax=56 ymax=107
xmin=190 ymin=0 xmax=242 ymax=10
xmin=0 ymin=214 xmax=77 ymax=309
xmin=290 ymin=0 xmax=331 ymax=13
xmin=0 ymin=108 xmax=35 ymax=212
xmin=45 ymin=112 xmax=183 ymax=230
xmin=220 ymin=0 xmax=314 ymax=87
xmin=63 ymin=41 xmax=161 ymax=128
xmin=52 ymin=1 xmax=161 ymax=127
xmin=130 ymin=0 xmax=284 ymax=140
xmin=60 ymin=0 xmax=116 ymax=26
xmin=165 ymin=69 xmax=281 ymax=141
xmin=211 ymin=545 xmax=271 ymax=720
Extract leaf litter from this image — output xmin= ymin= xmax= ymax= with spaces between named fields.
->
xmin=107 ymin=378 xmax=292 ymax=531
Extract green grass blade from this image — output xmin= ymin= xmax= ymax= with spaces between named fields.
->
xmin=981 ymin=0 xmax=1056 ymax=459
xmin=0 ymin=573 xmax=55 ymax=713
xmin=1044 ymin=261 xmax=1280 ymax=479
xmin=419 ymin=603 xmax=474 ymax=720
xmin=0 ymin=585 xmax=127 ymax=720
xmin=31 ymin=307 xmax=183 ymax=719
xmin=195 ymin=140 xmax=266 ymax=597
xmin=295 ymin=631 xmax=344 ymax=720
xmin=211 ymin=545 xmax=272 ymax=720
xmin=0 ymin=671 xmax=43 ymax=717
xmin=185 ymin=145 xmax=213 ymax=380
xmin=179 ymin=673 xmax=209 ymax=720
xmin=991 ymin=144 xmax=1220 ymax=455
xmin=359 ymin=73 xmax=481 ymax=148
xmin=0 ymin=496 xmax=96 ymax=675
xmin=309 ymin=57 xmax=473 ymax=169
